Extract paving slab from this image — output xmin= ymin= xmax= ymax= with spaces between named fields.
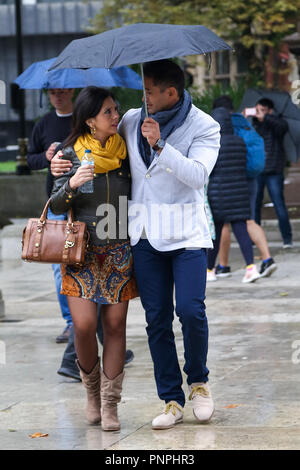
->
xmin=0 ymin=244 xmax=300 ymax=450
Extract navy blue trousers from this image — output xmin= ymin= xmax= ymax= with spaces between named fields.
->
xmin=132 ymin=239 xmax=209 ymax=407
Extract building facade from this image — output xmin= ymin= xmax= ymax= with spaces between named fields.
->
xmin=0 ymin=0 xmax=102 ymax=146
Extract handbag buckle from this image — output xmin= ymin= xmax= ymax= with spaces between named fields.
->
xmin=64 ymin=240 xmax=75 ymax=249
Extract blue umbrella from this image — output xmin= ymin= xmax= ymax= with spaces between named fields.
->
xmin=14 ymin=57 xmax=142 ymax=90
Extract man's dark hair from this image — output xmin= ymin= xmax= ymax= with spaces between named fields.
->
xmin=143 ymin=60 xmax=185 ymax=98
xmin=212 ymin=95 xmax=234 ymax=111
xmin=256 ymin=98 xmax=274 ymax=109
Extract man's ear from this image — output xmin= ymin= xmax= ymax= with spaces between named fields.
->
xmin=167 ymin=87 xmax=178 ymax=99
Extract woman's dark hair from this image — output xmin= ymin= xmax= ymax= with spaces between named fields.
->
xmin=65 ymin=86 xmax=115 ymax=147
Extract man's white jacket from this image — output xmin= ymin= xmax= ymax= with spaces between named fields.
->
xmin=119 ymin=104 xmax=220 ymax=251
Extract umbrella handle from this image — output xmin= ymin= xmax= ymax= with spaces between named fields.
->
xmin=140 ymin=63 xmax=148 ymax=118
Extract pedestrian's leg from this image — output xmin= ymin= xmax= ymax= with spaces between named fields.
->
xmin=231 ymin=221 xmax=260 ymax=283
xmin=255 ymin=174 xmax=265 ymax=226
xmin=101 ymin=302 xmax=127 ymax=379
xmin=218 ymin=223 xmax=231 ymax=267
xmin=231 ymin=221 xmax=254 ymax=266
xmin=173 ymin=247 xmax=214 ymax=422
xmin=265 ymin=174 xmax=292 ymax=245
xmin=67 ymin=297 xmax=98 ymax=373
xmin=207 ymin=221 xmax=224 ymax=270
xmin=100 ymin=301 xmax=128 ymax=431
xmin=57 ymin=325 xmax=81 ymax=381
xmin=132 ymin=239 xmax=184 ymax=407
xmin=67 ymin=296 xmax=100 ymax=424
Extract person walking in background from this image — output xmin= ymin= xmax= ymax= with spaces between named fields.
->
xmin=211 ymin=96 xmax=277 ymax=279
xmin=207 ymin=105 xmax=260 ymax=283
xmin=253 ymin=98 xmax=293 ymax=249
xmin=50 ymin=86 xmax=138 ymax=431
xmin=27 ymin=88 xmax=74 ymax=343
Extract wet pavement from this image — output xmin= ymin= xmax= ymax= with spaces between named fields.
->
xmin=0 ymin=242 xmax=300 ymax=450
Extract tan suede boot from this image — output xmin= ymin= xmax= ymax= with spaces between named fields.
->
xmin=100 ymin=370 xmax=125 ymax=431
xmin=76 ymin=358 xmax=101 ymax=425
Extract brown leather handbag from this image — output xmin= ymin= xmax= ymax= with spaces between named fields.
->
xmin=21 ymin=199 xmax=89 ymax=265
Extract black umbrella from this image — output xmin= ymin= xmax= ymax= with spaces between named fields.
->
xmin=239 ymin=88 xmax=300 ymax=162
xmin=49 ymin=23 xmax=232 ymax=116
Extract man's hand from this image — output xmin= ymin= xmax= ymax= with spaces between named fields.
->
xmin=51 ymin=151 xmax=72 ymax=177
xmin=46 ymin=143 xmax=59 ymax=162
xmin=69 ymin=165 xmax=94 ymax=190
xmin=141 ymin=118 xmax=160 ymax=148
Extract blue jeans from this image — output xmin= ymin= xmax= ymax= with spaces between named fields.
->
xmin=255 ymin=173 xmax=292 ymax=245
xmin=47 ymin=208 xmax=72 ymax=326
xmin=132 ymin=239 xmax=209 ymax=408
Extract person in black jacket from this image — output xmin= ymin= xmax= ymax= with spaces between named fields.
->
xmin=50 ymin=86 xmax=138 ymax=431
xmin=27 ymin=88 xmax=74 ymax=344
xmin=207 ymin=106 xmax=260 ymax=283
xmin=253 ymin=98 xmax=293 ymax=248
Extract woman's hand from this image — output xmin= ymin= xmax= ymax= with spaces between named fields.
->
xmin=69 ymin=165 xmax=95 ymax=190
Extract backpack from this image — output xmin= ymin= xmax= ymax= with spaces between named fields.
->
xmin=231 ymin=113 xmax=265 ymax=178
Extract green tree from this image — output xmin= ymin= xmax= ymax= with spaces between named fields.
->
xmin=91 ymin=0 xmax=300 ymax=85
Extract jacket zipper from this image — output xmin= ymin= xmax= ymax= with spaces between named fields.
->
xmin=106 ymin=172 xmax=110 ymax=243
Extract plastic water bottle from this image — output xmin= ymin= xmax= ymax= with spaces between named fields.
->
xmin=80 ymin=149 xmax=94 ymax=193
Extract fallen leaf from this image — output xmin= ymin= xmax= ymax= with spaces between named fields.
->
xmin=224 ymin=404 xmax=241 ymax=409
xmin=279 ymin=292 xmax=289 ymax=297
xmin=29 ymin=432 xmax=49 ymax=439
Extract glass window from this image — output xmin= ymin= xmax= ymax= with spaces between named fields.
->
xmin=216 ymin=51 xmax=230 ymax=76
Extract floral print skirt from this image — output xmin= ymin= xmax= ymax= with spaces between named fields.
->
xmin=61 ymin=241 xmax=139 ymax=304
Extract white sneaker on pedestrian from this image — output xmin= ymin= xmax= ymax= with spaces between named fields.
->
xmin=189 ymin=382 xmax=214 ymax=423
xmin=152 ymin=401 xmax=183 ymax=430
xmin=207 ymin=269 xmax=217 ymax=282
xmin=242 ymin=264 xmax=260 ymax=283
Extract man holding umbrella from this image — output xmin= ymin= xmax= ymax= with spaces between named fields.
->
xmin=51 ymin=59 xmax=220 ymax=429
xmin=253 ymin=98 xmax=293 ymax=248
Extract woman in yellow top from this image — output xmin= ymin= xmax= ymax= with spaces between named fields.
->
xmin=50 ymin=86 xmax=138 ymax=431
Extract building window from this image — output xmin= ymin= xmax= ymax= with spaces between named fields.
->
xmin=203 ymin=47 xmax=248 ymax=88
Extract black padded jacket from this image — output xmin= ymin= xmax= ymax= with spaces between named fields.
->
xmin=207 ymin=107 xmax=250 ymax=223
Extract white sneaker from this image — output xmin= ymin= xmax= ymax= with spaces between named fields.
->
xmin=242 ymin=264 xmax=260 ymax=283
xmin=152 ymin=401 xmax=183 ymax=430
xmin=207 ymin=269 xmax=217 ymax=282
xmin=189 ymin=382 xmax=214 ymax=423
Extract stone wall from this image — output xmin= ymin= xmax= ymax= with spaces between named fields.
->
xmin=0 ymin=173 xmax=48 ymax=218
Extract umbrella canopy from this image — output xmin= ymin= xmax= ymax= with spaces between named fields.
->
xmin=49 ymin=23 xmax=232 ymax=71
xmin=49 ymin=23 xmax=231 ymax=116
xmin=14 ymin=57 xmax=142 ymax=90
xmin=239 ymin=88 xmax=300 ymax=163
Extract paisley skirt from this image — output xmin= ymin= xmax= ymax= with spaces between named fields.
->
xmin=61 ymin=241 xmax=139 ymax=304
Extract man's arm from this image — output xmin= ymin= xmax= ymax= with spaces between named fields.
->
xmin=27 ymin=121 xmax=60 ymax=170
xmin=263 ymin=114 xmax=288 ymax=137
xmin=27 ymin=122 xmax=49 ymax=170
xmin=142 ymin=116 xmax=220 ymax=190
